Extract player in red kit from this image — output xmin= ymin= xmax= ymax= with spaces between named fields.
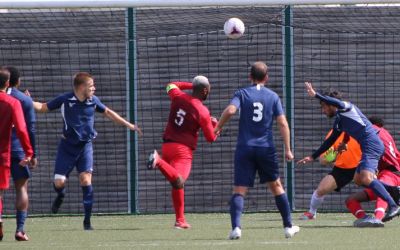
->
xmin=0 ymin=67 xmax=33 ymax=241
xmin=346 ymin=116 xmax=400 ymax=227
xmin=147 ymin=75 xmax=218 ymax=229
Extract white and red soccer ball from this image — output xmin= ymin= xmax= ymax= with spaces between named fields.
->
xmin=224 ymin=17 xmax=245 ymax=39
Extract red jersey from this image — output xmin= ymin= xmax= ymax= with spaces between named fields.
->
xmin=163 ymin=82 xmax=217 ymax=150
xmin=0 ymin=92 xmax=33 ymax=167
xmin=373 ymin=124 xmax=400 ymax=172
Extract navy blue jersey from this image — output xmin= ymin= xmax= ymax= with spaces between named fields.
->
xmin=47 ymin=92 xmax=106 ymax=144
xmin=230 ymin=84 xmax=284 ymax=147
xmin=312 ymin=93 xmax=383 ymax=159
xmin=7 ymin=87 xmax=36 ymax=158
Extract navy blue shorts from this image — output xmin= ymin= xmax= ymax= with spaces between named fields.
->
xmin=356 ymin=142 xmax=384 ymax=174
xmin=234 ymin=146 xmax=279 ymax=187
xmin=54 ymin=139 xmax=93 ymax=178
xmin=11 ymin=157 xmax=31 ymax=181
xmin=356 ymin=156 xmax=380 ymax=174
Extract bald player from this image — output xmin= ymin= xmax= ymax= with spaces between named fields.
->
xmin=147 ymin=76 xmax=218 ymax=229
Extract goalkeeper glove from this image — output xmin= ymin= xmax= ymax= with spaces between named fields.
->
xmin=324 ymin=147 xmax=337 ymax=163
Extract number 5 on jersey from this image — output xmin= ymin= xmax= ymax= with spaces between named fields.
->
xmin=253 ymin=102 xmax=263 ymax=122
xmin=175 ymin=108 xmax=186 ymax=126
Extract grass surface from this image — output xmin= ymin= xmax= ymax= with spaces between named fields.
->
xmin=0 ymin=212 xmax=398 ymax=249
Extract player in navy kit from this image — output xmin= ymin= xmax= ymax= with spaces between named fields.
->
xmin=7 ymin=66 xmax=37 ymax=241
xmin=0 ymin=67 xmax=33 ymax=241
xmin=298 ymin=82 xmax=400 ymax=222
xmin=214 ymin=62 xmax=299 ymax=239
xmin=33 ymin=72 xmax=142 ymax=230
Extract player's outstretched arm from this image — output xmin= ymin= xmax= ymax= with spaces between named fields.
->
xmin=214 ymin=104 xmax=237 ymax=136
xmin=168 ymin=82 xmax=193 ymax=90
xmin=297 ymin=128 xmax=341 ymax=165
xmin=320 ymin=147 xmax=337 ymax=166
xmin=103 ymin=107 xmax=143 ymax=136
xmin=304 ymin=81 xmax=316 ymax=97
xmin=305 ymin=81 xmax=346 ymax=109
xmin=201 ymin=118 xmax=218 ymax=143
xmin=297 ymin=156 xmax=313 ymax=165
xmin=25 ymin=89 xmax=49 ymax=113
xmin=319 ymin=155 xmax=332 ymax=166
xmin=32 ymin=101 xmax=49 ymax=113
xmin=276 ymin=115 xmax=294 ymax=161
xmin=311 ymin=129 xmax=341 ymax=160
xmin=166 ymin=82 xmax=193 ymax=99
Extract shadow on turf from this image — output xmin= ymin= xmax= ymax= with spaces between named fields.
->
xmin=50 ymin=228 xmax=144 ymax=232
xmin=244 ymin=224 xmax=353 ymax=230
xmin=299 ymin=224 xmax=353 ymax=229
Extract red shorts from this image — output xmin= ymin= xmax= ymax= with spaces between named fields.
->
xmin=0 ymin=166 xmax=10 ymax=189
xmin=162 ymin=143 xmax=193 ymax=181
xmin=364 ymin=169 xmax=400 ymax=200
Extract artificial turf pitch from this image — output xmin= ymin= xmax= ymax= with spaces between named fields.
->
xmin=0 ymin=212 xmax=398 ymax=249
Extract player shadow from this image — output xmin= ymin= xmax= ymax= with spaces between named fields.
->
xmin=190 ymin=238 xmax=238 ymax=242
xmin=245 ymin=223 xmax=354 ymax=229
xmin=245 ymin=225 xmax=284 ymax=230
xmin=50 ymin=227 xmax=144 ymax=232
xmin=93 ymin=228 xmax=144 ymax=231
xmin=299 ymin=224 xmax=354 ymax=229
xmin=262 ymin=218 xmax=284 ymax=222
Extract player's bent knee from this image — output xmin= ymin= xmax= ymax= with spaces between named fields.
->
xmin=233 ymin=187 xmax=248 ymax=196
xmin=79 ymin=178 xmax=92 ymax=186
xmin=345 ymin=196 xmax=354 ymax=205
xmin=316 ymin=187 xmax=333 ymax=196
xmin=54 ymin=175 xmax=66 ymax=187
xmin=358 ymin=176 xmax=373 ymax=186
xmin=353 ymin=175 xmax=363 ymax=186
xmin=268 ymin=180 xmax=284 ymax=194
xmin=171 ymin=182 xmax=184 ymax=189
xmin=54 ymin=174 xmax=66 ymax=181
xmin=171 ymin=176 xmax=185 ymax=189
xmin=79 ymin=172 xmax=92 ymax=186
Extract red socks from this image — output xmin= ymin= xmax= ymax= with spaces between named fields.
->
xmin=374 ymin=198 xmax=387 ymax=220
xmin=346 ymin=197 xmax=388 ymax=220
xmin=346 ymin=198 xmax=366 ymax=219
xmin=172 ymin=188 xmax=185 ymax=222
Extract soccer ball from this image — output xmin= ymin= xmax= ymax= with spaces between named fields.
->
xmin=224 ymin=18 xmax=245 ymax=39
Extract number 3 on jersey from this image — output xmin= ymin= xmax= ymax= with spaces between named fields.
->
xmin=175 ymin=108 xmax=186 ymax=126
xmin=253 ymin=102 xmax=263 ymax=122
